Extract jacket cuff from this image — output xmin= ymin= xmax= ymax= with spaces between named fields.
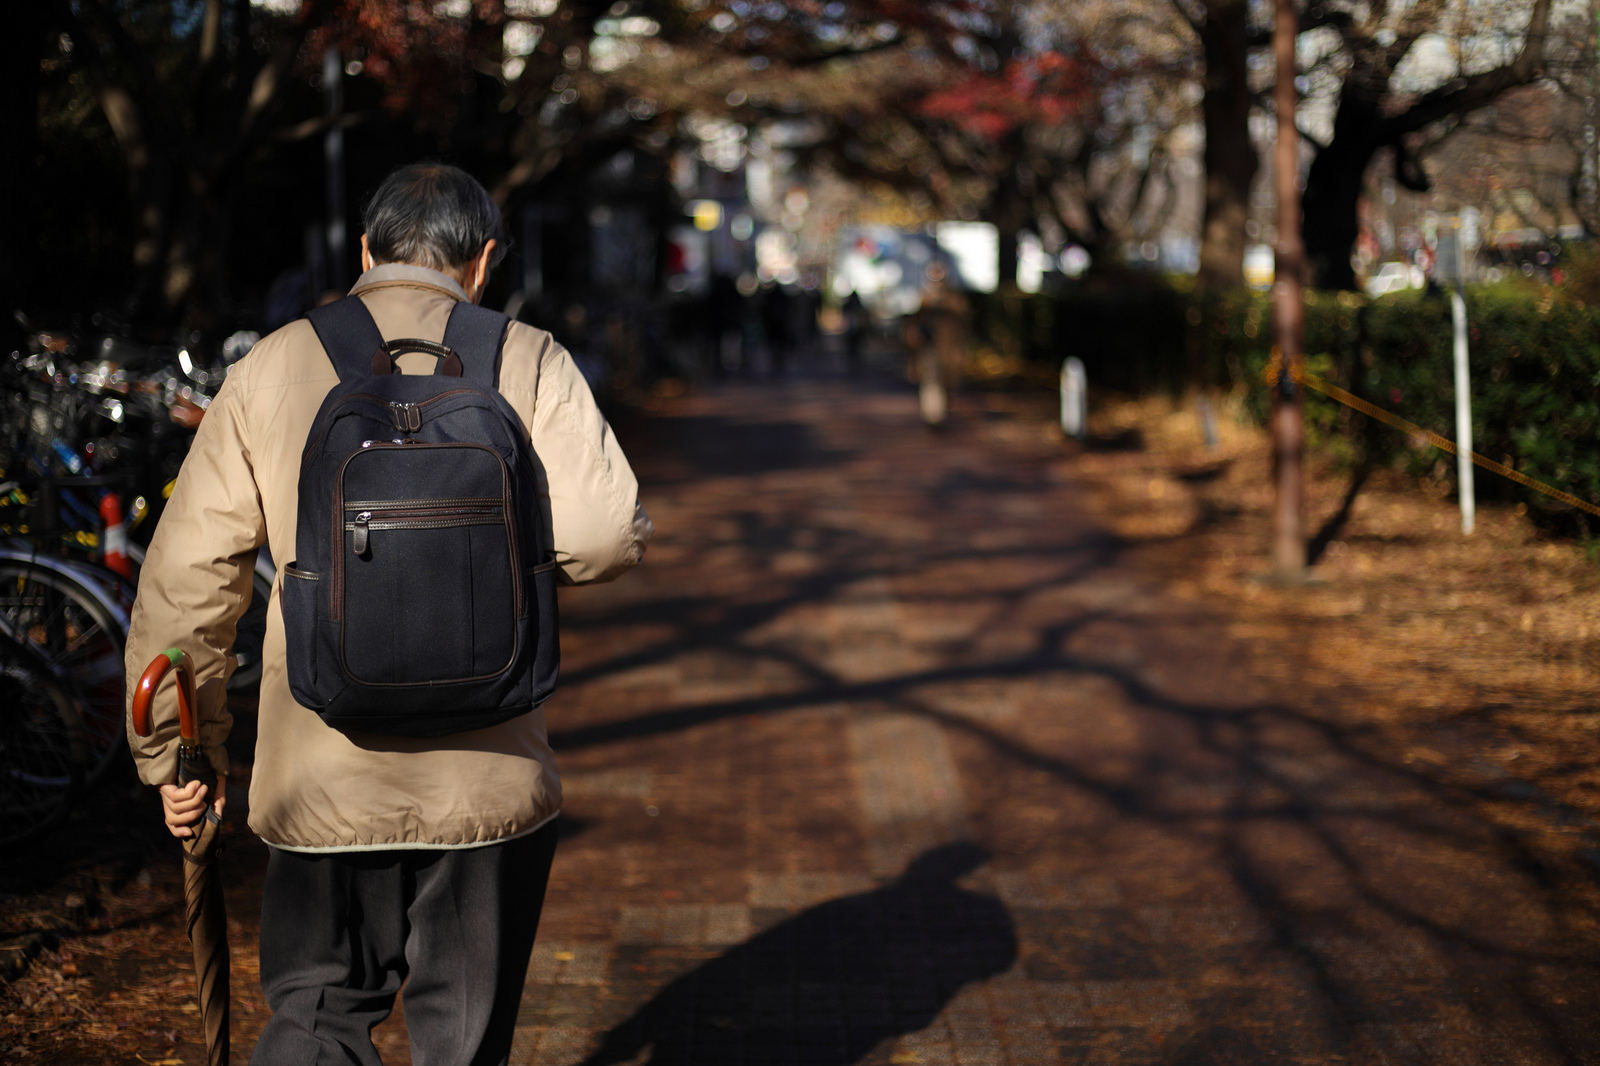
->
xmin=205 ymin=742 xmax=231 ymax=779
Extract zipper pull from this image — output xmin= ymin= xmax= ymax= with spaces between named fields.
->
xmin=352 ymin=511 xmax=372 ymax=555
xmin=389 ymin=402 xmax=422 ymax=432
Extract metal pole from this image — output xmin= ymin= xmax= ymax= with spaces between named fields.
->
xmin=1588 ymin=0 xmax=1599 ymax=232
xmin=305 ymin=222 xmax=325 ymax=300
xmin=1451 ymin=287 xmax=1475 ymax=534
xmin=324 ymin=45 xmax=347 ymax=292
xmin=1271 ymin=0 xmax=1306 ymax=577
xmin=522 ymin=205 xmax=543 ymax=300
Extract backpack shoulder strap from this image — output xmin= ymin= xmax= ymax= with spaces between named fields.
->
xmin=305 ymin=296 xmax=385 ymax=384
xmin=442 ymin=302 xmax=511 ymax=389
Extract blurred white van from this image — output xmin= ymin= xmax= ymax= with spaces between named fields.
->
xmin=1365 ymin=261 xmax=1419 ymax=296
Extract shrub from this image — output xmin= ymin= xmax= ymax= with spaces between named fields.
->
xmin=971 ymin=279 xmax=1600 ymax=534
xmin=968 ymin=279 xmax=1188 ymax=395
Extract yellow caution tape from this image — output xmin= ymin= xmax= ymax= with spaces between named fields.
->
xmin=1288 ymin=364 xmax=1600 ymax=519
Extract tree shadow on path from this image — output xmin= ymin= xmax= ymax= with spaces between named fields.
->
xmin=580 ymin=843 xmax=1016 ymax=1066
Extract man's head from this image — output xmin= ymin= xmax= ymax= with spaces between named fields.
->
xmin=360 ymin=163 xmax=505 ymax=302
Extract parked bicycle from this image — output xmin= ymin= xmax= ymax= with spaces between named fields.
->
xmin=0 ymin=622 xmax=85 ymax=845
xmin=0 ymin=314 xmax=271 ymax=824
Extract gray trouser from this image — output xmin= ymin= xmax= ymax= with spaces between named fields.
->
xmin=251 ymin=821 xmax=558 ymax=1066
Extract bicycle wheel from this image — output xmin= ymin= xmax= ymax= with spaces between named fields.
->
xmin=0 ymin=563 xmax=127 ymax=785
xmin=0 ymin=631 xmax=86 ymax=845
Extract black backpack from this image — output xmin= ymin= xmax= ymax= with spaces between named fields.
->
xmin=281 ymin=296 xmax=558 ymax=737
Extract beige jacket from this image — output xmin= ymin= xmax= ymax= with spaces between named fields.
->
xmin=124 ymin=265 xmax=652 ymax=851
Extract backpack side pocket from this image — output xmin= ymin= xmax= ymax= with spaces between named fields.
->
xmin=282 ymin=563 xmax=324 ymax=709
xmin=526 ymin=553 xmax=560 ymax=705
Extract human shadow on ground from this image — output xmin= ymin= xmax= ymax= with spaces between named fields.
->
xmin=557 ymin=389 xmax=1600 ymax=1060
xmin=579 ymin=843 xmax=1016 ymax=1066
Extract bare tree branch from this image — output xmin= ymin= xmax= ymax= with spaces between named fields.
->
xmin=1378 ymin=0 xmax=1552 ymax=140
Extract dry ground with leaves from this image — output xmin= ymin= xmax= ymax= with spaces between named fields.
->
xmin=3 ymin=377 xmax=1599 ymax=1064
xmin=0 ymin=762 xmax=277 ymax=1065
xmin=1072 ymin=390 xmax=1600 ymax=822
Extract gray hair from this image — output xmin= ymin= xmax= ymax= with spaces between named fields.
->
xmin=362 ymin=163 xmax=507 ymax=271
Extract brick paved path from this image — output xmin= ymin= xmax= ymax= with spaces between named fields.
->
xmin=502 ymin=378 xmax=1599 ymax=1065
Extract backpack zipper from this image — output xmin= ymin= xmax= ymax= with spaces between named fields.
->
xmin=347 ymin=504 xmax=504 ymax=556
xmin=331 ymin=442 xmax=516 ymax=622
xmin=345 ymin=495 xmax=503 ymax=512
xmin=389 ymin=403 xmax=422 ymax=432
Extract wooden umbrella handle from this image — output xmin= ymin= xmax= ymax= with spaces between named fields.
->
xmin=130 ymin=648 xmax=199 ymax=743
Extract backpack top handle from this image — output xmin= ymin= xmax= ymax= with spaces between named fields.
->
xmin=307 ymin=295 xmax=508 ymax=389
xmin=373 ymin=338 xmax=463 ymax=377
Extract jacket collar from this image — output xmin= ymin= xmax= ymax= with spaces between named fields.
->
xmin=348 ymin=263 xmax=470 ymax=302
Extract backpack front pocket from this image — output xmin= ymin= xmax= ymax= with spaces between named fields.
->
xmin=338 ymin=496 xmax=520 ymax=686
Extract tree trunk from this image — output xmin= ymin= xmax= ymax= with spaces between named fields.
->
xmin=995 ymin=222 xmax=1019 ymax=288
xmin=1302 ymin=89 xmax=1382 ymax=291
xmin=1 ymin=4 xmax=48 ymax=338
xmin=985 ymin=130 xmax=1028 ymax=288
xmin=1196 ymin=0 xmax=1257 ymax=289
xmin=69 ymin=0 xmax=316 ymax=332
xmin=124 ymin=153 xmax=181 ymax=324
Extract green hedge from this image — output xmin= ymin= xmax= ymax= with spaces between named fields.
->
xmin=971 ymin=282 xmax=1600 ymax=534
xmin=969 ymin=283 xmax=1190 ymax=395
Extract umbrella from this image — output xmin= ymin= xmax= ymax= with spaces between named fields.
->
xmin=131 ymin=648 xmax=229 ymax=1066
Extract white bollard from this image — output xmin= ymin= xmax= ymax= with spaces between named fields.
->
xmin=1451 ymin=288 xmax=1475 ymax=535
xmin=1061 ymin=357 xmax=1086 ymax=439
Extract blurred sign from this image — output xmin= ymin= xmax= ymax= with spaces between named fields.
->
xmin=689 ymin=200 xmax=723 ymax=232
xmin=832 ymin=226 xmax=940 ymax=316
xmin=1459 ymin=206 xmax=1481 ymax=251
xmin=1435 ymin=216 xmax=1465 ymax=286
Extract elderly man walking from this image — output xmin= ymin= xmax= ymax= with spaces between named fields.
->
xmin=126 ymin=163 xmax=652 ymax=1065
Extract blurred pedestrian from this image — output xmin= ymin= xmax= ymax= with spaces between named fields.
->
xmin=760 ymin=280 xmax=792 ymax=376
xmin=793 ymin=282 xmax=820 ymax=358
xmin=903 ymin=263 xmax=968 ymax=427
xmin=126 ymin=162 xmax=652 ymax=1066
xmin=707 ymin=273 xmax=743 ymax=375
xmin=842 ymin=289 xmax=867 ymax=375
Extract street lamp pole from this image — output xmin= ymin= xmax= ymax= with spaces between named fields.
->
xmin=1271 ymin=0 xmax=1306 ymax=578
xmin=324 ymin=45 xmax=347 ymax=293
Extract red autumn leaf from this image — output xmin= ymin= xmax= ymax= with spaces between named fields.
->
xmin=915 ymin=51 xmax=1101 ymax=142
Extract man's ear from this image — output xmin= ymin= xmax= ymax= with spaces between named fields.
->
xmin=472 ymin=239 xmax=497 ymax=304
xmin=360 ymin=234 xmax=374 ymax=273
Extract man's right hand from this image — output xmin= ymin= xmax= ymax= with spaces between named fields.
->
xmin=159 ymin=777 xmax=226 ymax=839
